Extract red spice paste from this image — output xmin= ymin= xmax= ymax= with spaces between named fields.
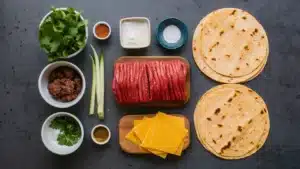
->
xmin=95 ymin=24 xmax=109 ymax=38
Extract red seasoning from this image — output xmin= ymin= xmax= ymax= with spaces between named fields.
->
xmin=95 ymin=24 xmax=109 ymax=38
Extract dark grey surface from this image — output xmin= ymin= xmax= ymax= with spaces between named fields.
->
xmin=1 ymin=0 xmax=300 ymax=169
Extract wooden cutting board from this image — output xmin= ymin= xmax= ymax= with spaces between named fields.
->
xmin=119 ymin=114 xmax=190 ymax=154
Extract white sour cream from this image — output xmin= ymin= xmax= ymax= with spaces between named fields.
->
xmin=121 ymin=20 xmax=150 ymax=48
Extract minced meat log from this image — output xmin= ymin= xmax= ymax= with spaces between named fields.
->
xmin=112 ymin=59 xmax=188 ymax=105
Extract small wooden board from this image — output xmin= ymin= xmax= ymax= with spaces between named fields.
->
xmin=119 ymin=114 xmax=190 ymax=154
xmin=115 ymin=56 xmax=190 ymax=107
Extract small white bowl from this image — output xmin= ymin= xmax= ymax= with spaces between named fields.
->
xmin=41 ymin=112 xmax=84 ymax=155
xmin=39 ymin=8 xmax=88 ymax=59
xmin=93 ymin=21 xmax=111 ymax=40
xmin=38 ymin=61 xmax=86 ymax=108
xmin=91 ymin=124 xmax=111 ymax=145
xmin=120 ymin=17 xmax=151 ymax=49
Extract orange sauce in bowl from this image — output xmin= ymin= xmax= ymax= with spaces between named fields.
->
xmin=95 ymin=24 xmax=109 ymax=39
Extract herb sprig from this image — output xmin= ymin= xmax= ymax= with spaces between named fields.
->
xmin=50 ymin=116 xmax=81 ymax=146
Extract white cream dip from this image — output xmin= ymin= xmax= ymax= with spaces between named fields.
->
xmin=121 ymin=19 xmax=150 ymax=48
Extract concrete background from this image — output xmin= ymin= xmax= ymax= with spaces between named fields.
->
xmin=0 ymin=0 xmax=300 ymax=169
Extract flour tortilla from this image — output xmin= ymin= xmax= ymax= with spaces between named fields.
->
xmin=192 ymin=12 xmax=268 ymax=83
xmin=193 ymin=8 xmax=269 ymax=79
xmin=194 ymin=84 xmax=270 ymax=159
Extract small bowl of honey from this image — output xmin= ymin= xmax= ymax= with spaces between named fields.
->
xmin=91 ymin=124 xmax=111 ymax=145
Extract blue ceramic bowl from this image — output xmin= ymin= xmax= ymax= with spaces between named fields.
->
xmin=156 ymin=18 xmax=188 ymax=50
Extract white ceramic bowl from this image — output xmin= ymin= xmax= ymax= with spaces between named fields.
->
xmin=38 ymin=61 xmax=86 ymax=108
xmin=39 ymin=8 xmax=88 ymax=59
xmin=41 ymin=112 xmax=84 ymax=155
xmin=91 ymin=124 xmax=111 ymax=145
xmin=93 ymin=21 xmax=111 ymax=40
xmin=120 ymin=17 xmax=151 ymax=49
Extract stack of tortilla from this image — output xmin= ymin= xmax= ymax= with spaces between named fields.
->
xmin=192 ymin=8 xmax=269 ymax=83
xmin=194 ymin=84 xmax=270 ymax=159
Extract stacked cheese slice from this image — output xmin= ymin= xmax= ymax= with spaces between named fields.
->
xmin=125 ymin=112 xmax=188 ymax=158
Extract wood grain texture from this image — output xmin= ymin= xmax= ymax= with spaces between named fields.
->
xmin=119 ymin=114 xmax=190 ymax=154
xmin=114 ymin=56 xmax=190 ymax=107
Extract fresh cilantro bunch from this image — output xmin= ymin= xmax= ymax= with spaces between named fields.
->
xmin=39 ymin=7 xmax=88 ymax=61
xmin=50 ymin=116 xmax=81 ymax=146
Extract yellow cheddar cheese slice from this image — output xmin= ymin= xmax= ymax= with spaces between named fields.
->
xmin=174 ymin=133 xmax=187 ymax=156
xmin=133 ymin=118 xmax=153 ymax=141
xmin=156 ymin=112 xmax=187 ymax=156
xmin=125 ymin=131 xmax=141 ymax=145
xmin=157 ymin=112 xmax=185 ymax=128
xmin=126 ymin=117 xmax=167 ymax=158
xmin=125 ymin=119 xmax=144 ymax=145
xmin=133 ymin=119 xmax=144 ymax=126
xmin=140 ymin=113 xmax=187 ymax=155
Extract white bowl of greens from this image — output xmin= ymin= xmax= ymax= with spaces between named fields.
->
xmin=41 ymin=112 xmax=84 ymax=155
xmin=39 ymin=7 xmax=88 ymax=61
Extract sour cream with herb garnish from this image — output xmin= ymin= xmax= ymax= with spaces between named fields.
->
xmin=49 ymin=116 xmax=81 ymax=146
xmin=41 ymin=112 xmax=84 ymax=155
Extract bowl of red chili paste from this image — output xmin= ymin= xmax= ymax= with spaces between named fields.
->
xmin=93 ymin=21 xmax=111 ymax=40
xmin=38 ymin=61 xmax=86 ymax=108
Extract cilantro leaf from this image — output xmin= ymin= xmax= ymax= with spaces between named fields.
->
xmin=40 ymin=36 xmax=50 ymax=44
xmin=69 ymin=27 xmax=78 ymax=36
xmin=52 ymin=21 xmax=65 ymax=33
xmin=49 ymin=41 xmax=60 ymax=53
